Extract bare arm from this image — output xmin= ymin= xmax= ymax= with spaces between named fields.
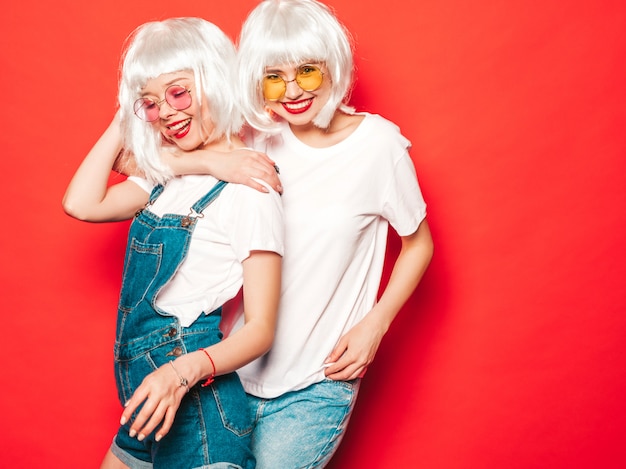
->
xmin=162 ymin=148 xmax=283 ymax=194
xmin=121 ymin=250 xmax=282 ymax=442
xmin=62 ymin=115 xmax=149 ymax=222
xmin=324 ymin=219 xmax=434 ymax=380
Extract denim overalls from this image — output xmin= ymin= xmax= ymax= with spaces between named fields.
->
xmin=110 ymin=181 xmax=255 ymax=469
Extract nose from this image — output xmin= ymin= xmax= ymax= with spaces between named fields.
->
xmin=283 ymin=77 xmax=304 ymax=100
xmin=158 ymin=99 xmax=177 ymax=119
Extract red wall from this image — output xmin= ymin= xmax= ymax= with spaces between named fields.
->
xmin=1 ymin=1 xmax=625 ymax=467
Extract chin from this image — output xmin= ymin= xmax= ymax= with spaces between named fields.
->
xmin=175 ymin=138 xmax=204 ymax=152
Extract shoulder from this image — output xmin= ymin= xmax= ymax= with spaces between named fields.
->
xmin=222 ymin=180 xmax=282 ymax=207
xmin=217 ymin=182 xmax=284 ymax=240
xmin=360 ymin=113 xmax=404 ymax=137
xmin=355 ymin=113 xmax=411 ymax=155
xmin=242 ymin=124 xmax=285 ymax=150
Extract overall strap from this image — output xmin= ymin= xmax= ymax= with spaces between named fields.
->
xmin=191 ymin=180 xmax=228 ymax=214
xmin=148 ymin=184 xmax=165 ymax=203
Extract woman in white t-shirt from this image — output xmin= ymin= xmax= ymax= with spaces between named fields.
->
xmin=63 ymin=18 xmax=283 ymax=469
xmin=235 ymin=2 xmax=433 ymax=467
xmin=171 ymin=1 xmax=434 ymax=468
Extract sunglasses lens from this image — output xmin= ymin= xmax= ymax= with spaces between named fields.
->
xmin=165 ymin=85 xmax=192 ymax=111
xmin=263 ymin=75 xmax=286 ymax=101
xmin=262 ymin=66 xmax=324 ymax=101
xmin=133 ymin=86 xmax=191 ymax=121
xmin=296 ymin=65 xmax=323 ymax=91
xmin=134 ymin=98 xmax=159 ymax=122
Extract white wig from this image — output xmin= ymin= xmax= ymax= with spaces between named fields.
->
xmin=238 ymin=0 xmax=355 ymax=133
xmin=118 ymin=17 xmax=243 ymax=184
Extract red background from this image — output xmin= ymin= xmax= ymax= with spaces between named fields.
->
xmin=1 ymin=1 xmax=625 ymax=467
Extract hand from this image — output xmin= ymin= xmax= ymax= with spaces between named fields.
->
xmin=323 ymin=316 xmax=386 ymax=381
xmin=120 ymin=361 xmax=188 ymax=442
xmin=109 ymin=112 xmax=142 ymax=177
xmin=163 ymin=148 xmax=283 ymax=194
xmin=216 ymin=148 xmax=282 ymax=194
xmin=113 ymin=150 xmax=142 ymax=177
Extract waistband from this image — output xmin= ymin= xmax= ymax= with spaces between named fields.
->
xmin=115 ymin=309 xmax=222 ymax=361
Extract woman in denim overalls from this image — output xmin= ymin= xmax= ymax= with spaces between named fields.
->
xmin=63 ymin=18 xmax=284 ymax=469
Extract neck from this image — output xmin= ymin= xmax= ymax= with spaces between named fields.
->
xmin=288 ymin=111 xmax=363 ymax=148
xmin=199 ymin=134 xmax=245 ymax=152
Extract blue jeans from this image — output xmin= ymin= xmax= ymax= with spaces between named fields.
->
xmin=248 ymin=379 xmax=361 ymax=469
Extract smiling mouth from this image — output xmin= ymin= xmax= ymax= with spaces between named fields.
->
xmin=281 ymin=98 xmax=313 ymax=114
xmin=166 ymin=118 xmax=191 ymax=138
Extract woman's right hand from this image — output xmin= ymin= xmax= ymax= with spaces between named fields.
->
xmin=120 ymin=359 xmax=191 ymax=443
xmin=163 ymin=148 xmax=283 ymax=194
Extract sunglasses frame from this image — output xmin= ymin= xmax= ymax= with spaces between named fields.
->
xmin=133 ymin=85 xmax=193 ymax=122
xmin=263 ymin=64 xmax=325 ymax=101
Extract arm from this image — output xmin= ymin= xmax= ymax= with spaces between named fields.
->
xmin=62 ymin=115 xmax=149 ymax=222
xmin=121 ymin=250 xmax=282 ymax=442
xmin=162 ymin=148 xmax=283 ymax=194
xmin=324 ymin=219 xmax=434 ymax=380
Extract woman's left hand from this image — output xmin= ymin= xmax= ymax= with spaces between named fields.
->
xmin=120 ymin=361 xmax=189 ymax=442
xmin=324 ymin=221 xmax=434 ymax=382
xmin=323 ymin=316 xmax=386 ymax=381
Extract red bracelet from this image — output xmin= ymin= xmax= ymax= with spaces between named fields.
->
xmin=199 ymin=348 xmax=216 ymax=387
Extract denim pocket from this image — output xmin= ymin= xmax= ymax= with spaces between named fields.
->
xmin=115 ymin=352 xmax=159 ymax=408
xmin=211 ymin=373 xmax=254 ymax=437
xmin=119 ymin=238 xmax=163 ymax=312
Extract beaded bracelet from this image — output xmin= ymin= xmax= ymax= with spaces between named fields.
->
xmin=199 ymin=348 xmax=216 ymax=387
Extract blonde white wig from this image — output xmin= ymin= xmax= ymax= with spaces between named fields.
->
xmin=238 ymin=0 xmax=355 ymax=133
xmin=118 ymin=17 xmax=243 ymax=184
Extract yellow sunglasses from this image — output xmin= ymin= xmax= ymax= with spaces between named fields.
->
xmin=262 ymin=64 xmax=324 ymax=101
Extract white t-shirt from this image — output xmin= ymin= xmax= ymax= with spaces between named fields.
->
xmin=129 ymin=174 xmax=284 ymax=327
xmin=236 ymin=113 xmax=427 ymax=398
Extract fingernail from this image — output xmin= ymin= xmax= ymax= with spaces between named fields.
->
xmin=120 ymin=416 xmax=127 ymax=425
xmin=137 ymin=434 xmax=145 ymax=442
xmin=124 ymin=400 xmax=130 ymax=407
xmin=129 ymin=429 xmax=136 ymax=438
xmin=155 ymin=434 xmax=162 ymax=442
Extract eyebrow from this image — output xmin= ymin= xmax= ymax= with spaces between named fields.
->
xmin=164 ymin=77 xmax=189 ymax=86
xmin=265 ymin=62 xmax=321 ymax=74
xmin=140 ymin=77 xmax=191 ymax=97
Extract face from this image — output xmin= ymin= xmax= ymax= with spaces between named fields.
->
xmin=136 ymin=71 xmax=214 ymax=151
xmin=262 ymin=62 xmax=331 ymax=128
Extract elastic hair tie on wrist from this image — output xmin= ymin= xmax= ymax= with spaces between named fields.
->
xmin=199 ymin=348 xmax=216 ymax=387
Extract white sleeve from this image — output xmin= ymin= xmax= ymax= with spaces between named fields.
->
xmin=127 ymin=176 xmax=154 ymax=194
xmin=382 ymin=151 xmax=428 ymax=236
xmin=219 ymin=184 xmax=284 ymax=262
